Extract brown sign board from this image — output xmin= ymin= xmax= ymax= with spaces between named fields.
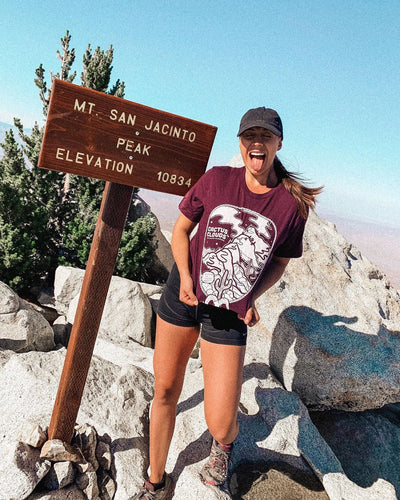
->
xmin=38 ymin=79 xmax=217 ymax=195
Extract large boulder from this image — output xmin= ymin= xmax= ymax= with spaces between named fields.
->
xmin=241 ymin=386 xmax=396 ymax=500
xmin=54 ymin=267 xmax=86 ymax=316
xmin=0 ymin=442 xmax=51 ymax=500
xmin=55 ymin=267 xmax=154 ymax=348
xmin=0 ymin=350 xmax=64 ymax=499
xmin=0 ymin=348 xmax=154 ymax=500
xmin=0 ymin=281 xmax=55 ymax=352
xmin=269 ymin=306 xmax=400 ymax=410
xmin=130 ymin=193 xmax=174 ymax=282
xmin=250 ymin=210 xmax=400 ymax=411
xmin=310 ymin=404 xmax=400 ymax=496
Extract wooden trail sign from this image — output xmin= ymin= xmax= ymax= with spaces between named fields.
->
xmin=39 ymin=79 xmax=217 ymax=443
xmin=39 ymin=79 xmax=217 ymax=195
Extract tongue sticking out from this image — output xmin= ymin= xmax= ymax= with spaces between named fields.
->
xmin=250 ymin=153 xmax=265 ymax=171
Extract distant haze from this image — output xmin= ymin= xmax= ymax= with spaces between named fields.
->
xmin=140 ymin=188 xmax=400 ymax=291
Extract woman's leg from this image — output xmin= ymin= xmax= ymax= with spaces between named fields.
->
xmin=149 ymin=315 xmax=200 ymax=483
xmin=200 ymin=338 xmax=246 ymax=444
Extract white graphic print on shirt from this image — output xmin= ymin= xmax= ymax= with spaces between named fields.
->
xmin=200 ymin=205 xmax=277 ymax=308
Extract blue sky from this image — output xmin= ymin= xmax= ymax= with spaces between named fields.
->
xmin=0 ymin=0 xmax=399 ymax=227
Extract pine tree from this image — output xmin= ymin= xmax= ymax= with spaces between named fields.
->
xmin=0 ymin=130 xmax=52 ymax=290
xmin=117 ymin=214 xmax=158 ymax=282
xmin=0 ymin=31 xmax=159 ymax=294
xmin=81 ymin=44 xmax=124 ymax=95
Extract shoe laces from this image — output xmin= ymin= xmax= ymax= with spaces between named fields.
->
xmin=140 ymin=481 xmax=156 ymax=499
xmin=210 ymin=442 xmax=231 ymax=472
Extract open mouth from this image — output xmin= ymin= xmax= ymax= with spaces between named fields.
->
xmin=249 ymin=152 xmax=266 ymax=171
xmin=250 ymin=153 xmax=266 ymax=160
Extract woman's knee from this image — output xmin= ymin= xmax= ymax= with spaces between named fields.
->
xmin=153 ymin=380 xmax=182 ymax=407
xmin=206 ymin=417 xmax=239 ymax=444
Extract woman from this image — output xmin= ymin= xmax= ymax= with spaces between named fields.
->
xmin=133 ymin=107 xmax=322 ymax=499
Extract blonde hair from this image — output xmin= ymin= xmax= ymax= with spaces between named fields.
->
xmin=274 ymin=157 xmax=323 ymax=219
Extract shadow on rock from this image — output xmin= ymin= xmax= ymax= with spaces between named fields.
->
xmin=232 ymin=462 xmax=328 ymax=500
xmin=310 ymin=403 xmax=400 ymax=499
xmin=232 ymin=386 xmax=345 ymax=497
xmin=269 ymin=306 xmax=400 ymax=411
xmin=171 ymin=429 xmax=213 ymax=480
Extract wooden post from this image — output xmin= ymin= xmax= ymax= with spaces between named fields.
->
xmin=48 ymin=181 xmax=133 ymax=443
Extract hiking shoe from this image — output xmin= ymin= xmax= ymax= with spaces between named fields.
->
xmin=131 ymin=474 xmax=173 ymax=499
xmin=200 ymin=439 xmax=233 ymax=487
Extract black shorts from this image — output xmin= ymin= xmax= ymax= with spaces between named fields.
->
xmin=157 ymin=265 xmax=247 ymax=346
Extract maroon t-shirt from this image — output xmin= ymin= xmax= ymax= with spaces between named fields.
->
xmin=179 ymin=166 xmax=306 ymax=318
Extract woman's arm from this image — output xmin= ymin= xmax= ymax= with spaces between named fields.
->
xmin=239 ymin=255 xmax=290 ymax=326
xmin=171 ymin=213 xmax=199 ymax=306
xmin=253 ymin=255 xmax=290 ymax=300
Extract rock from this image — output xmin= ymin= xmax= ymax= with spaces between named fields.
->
xmin=2 ymin=205 xmax=400 ymax=499
xmin=27 ymin=300 xmax=59 ymax=325
xmin=0 ymin=348 xmax=14 ymax=369
xmin=0 ymin=355 xmax=61 ymax=500
xmin=28 ymin=484 xmax=86 ymax=499
xmin=52 ymin=315 xmax=69 ymax=346
xmin=232 ymin=465 xmax=329 ymax=499
xmin=157 ymin=355 xmax=399 ymax=500
xmin=250 ymin=210 xmax=400 ymax=411
xmin=243 ymin=386 xmax=397 ymax=500
xmin=40 ymin=439 xmax=84 ymax=463
xmin=75 ymin=469 xmax=99 ymax=499
xmin=54 ymin=267 xmax=85 ymax=315
xmin=41 ymin=461 xmax=75 ymax=490
xmin=131 ymin=193 xmax=174 ymax=280
xmin=0 ymin=347 xmax=155 ymax=500
xmin=74 ymin=461 xmax=94 ymax=474
xmin=0 ymin=280 xmax=19 ymax=313
xmin=97 ymin=470 xmax=116 ymax=500
xmin=63 ymin=270 xmax=153 ymax=348
xmin=0 ymin=441 xmax=51 ymax=499
xmin=137 ymin=282 xmax=164 ymax=297
xmin=269 ymin=306 xmax=400 ymax=411
xmin=311 ymin=404 xmax=400 ymax=498
xmin=92 ymin=337 xmax=154 ymax=373
xmin=153 ymin=217 xmax=174 ymax=275
xmin=73 ymin=423 xmax=99 ymax=471
xmin=18 ymin=422 xmax=48 ymax=448
xmin=1 ymin=333 xmax=399 ymax=499
xmin=37 ymin=290 xmax=55 ymax=308
xmin=95 ymin=440 xmax=112 ymax=471
xmin=0 ymin=282 xmax=55 ymax=352
xmin=99 ymin=363 xmax=154 ymax=500
xmin=161 ymin=228 xmax=172 ymax=244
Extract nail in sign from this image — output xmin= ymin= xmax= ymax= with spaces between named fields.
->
xmin=39 ymin=79 xmax=217 ymax=195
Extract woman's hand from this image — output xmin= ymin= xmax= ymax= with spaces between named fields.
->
xmin=239 ymin=255 xmax=290 ymax=327
xmin=239 ymin=304 xmax=260 ymax=327
xmin=179 ymin=274 xmax=198 ymax=306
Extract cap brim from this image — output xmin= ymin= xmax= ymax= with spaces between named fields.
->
xmin=237 ymin=121 xmax=282 ymax=137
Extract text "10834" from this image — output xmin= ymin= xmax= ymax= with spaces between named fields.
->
xmin=157 ymin=171 xmax=192 ymax=188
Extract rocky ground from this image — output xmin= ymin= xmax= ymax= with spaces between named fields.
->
xmin=1 ymin=210 xmax=400 ymax=499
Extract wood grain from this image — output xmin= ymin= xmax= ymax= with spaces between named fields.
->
xmin=39 ymin=79 xmax=217 ymax=195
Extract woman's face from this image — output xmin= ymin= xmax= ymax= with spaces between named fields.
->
xmin=239 ymin=127 xmax=282 ymax=181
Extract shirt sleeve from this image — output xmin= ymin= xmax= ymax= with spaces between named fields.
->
xmin=273 ymin=213 xmax=307 ymax=258
xmin=178 ymin=168 xmax=214 ymax=223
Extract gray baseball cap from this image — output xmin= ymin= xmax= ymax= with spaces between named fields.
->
xmin=237 ymin=107 xmax=283 ymax=138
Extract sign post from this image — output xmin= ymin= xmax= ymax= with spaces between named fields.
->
xmin=39 ymin=79 xmax=217 ymax=443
